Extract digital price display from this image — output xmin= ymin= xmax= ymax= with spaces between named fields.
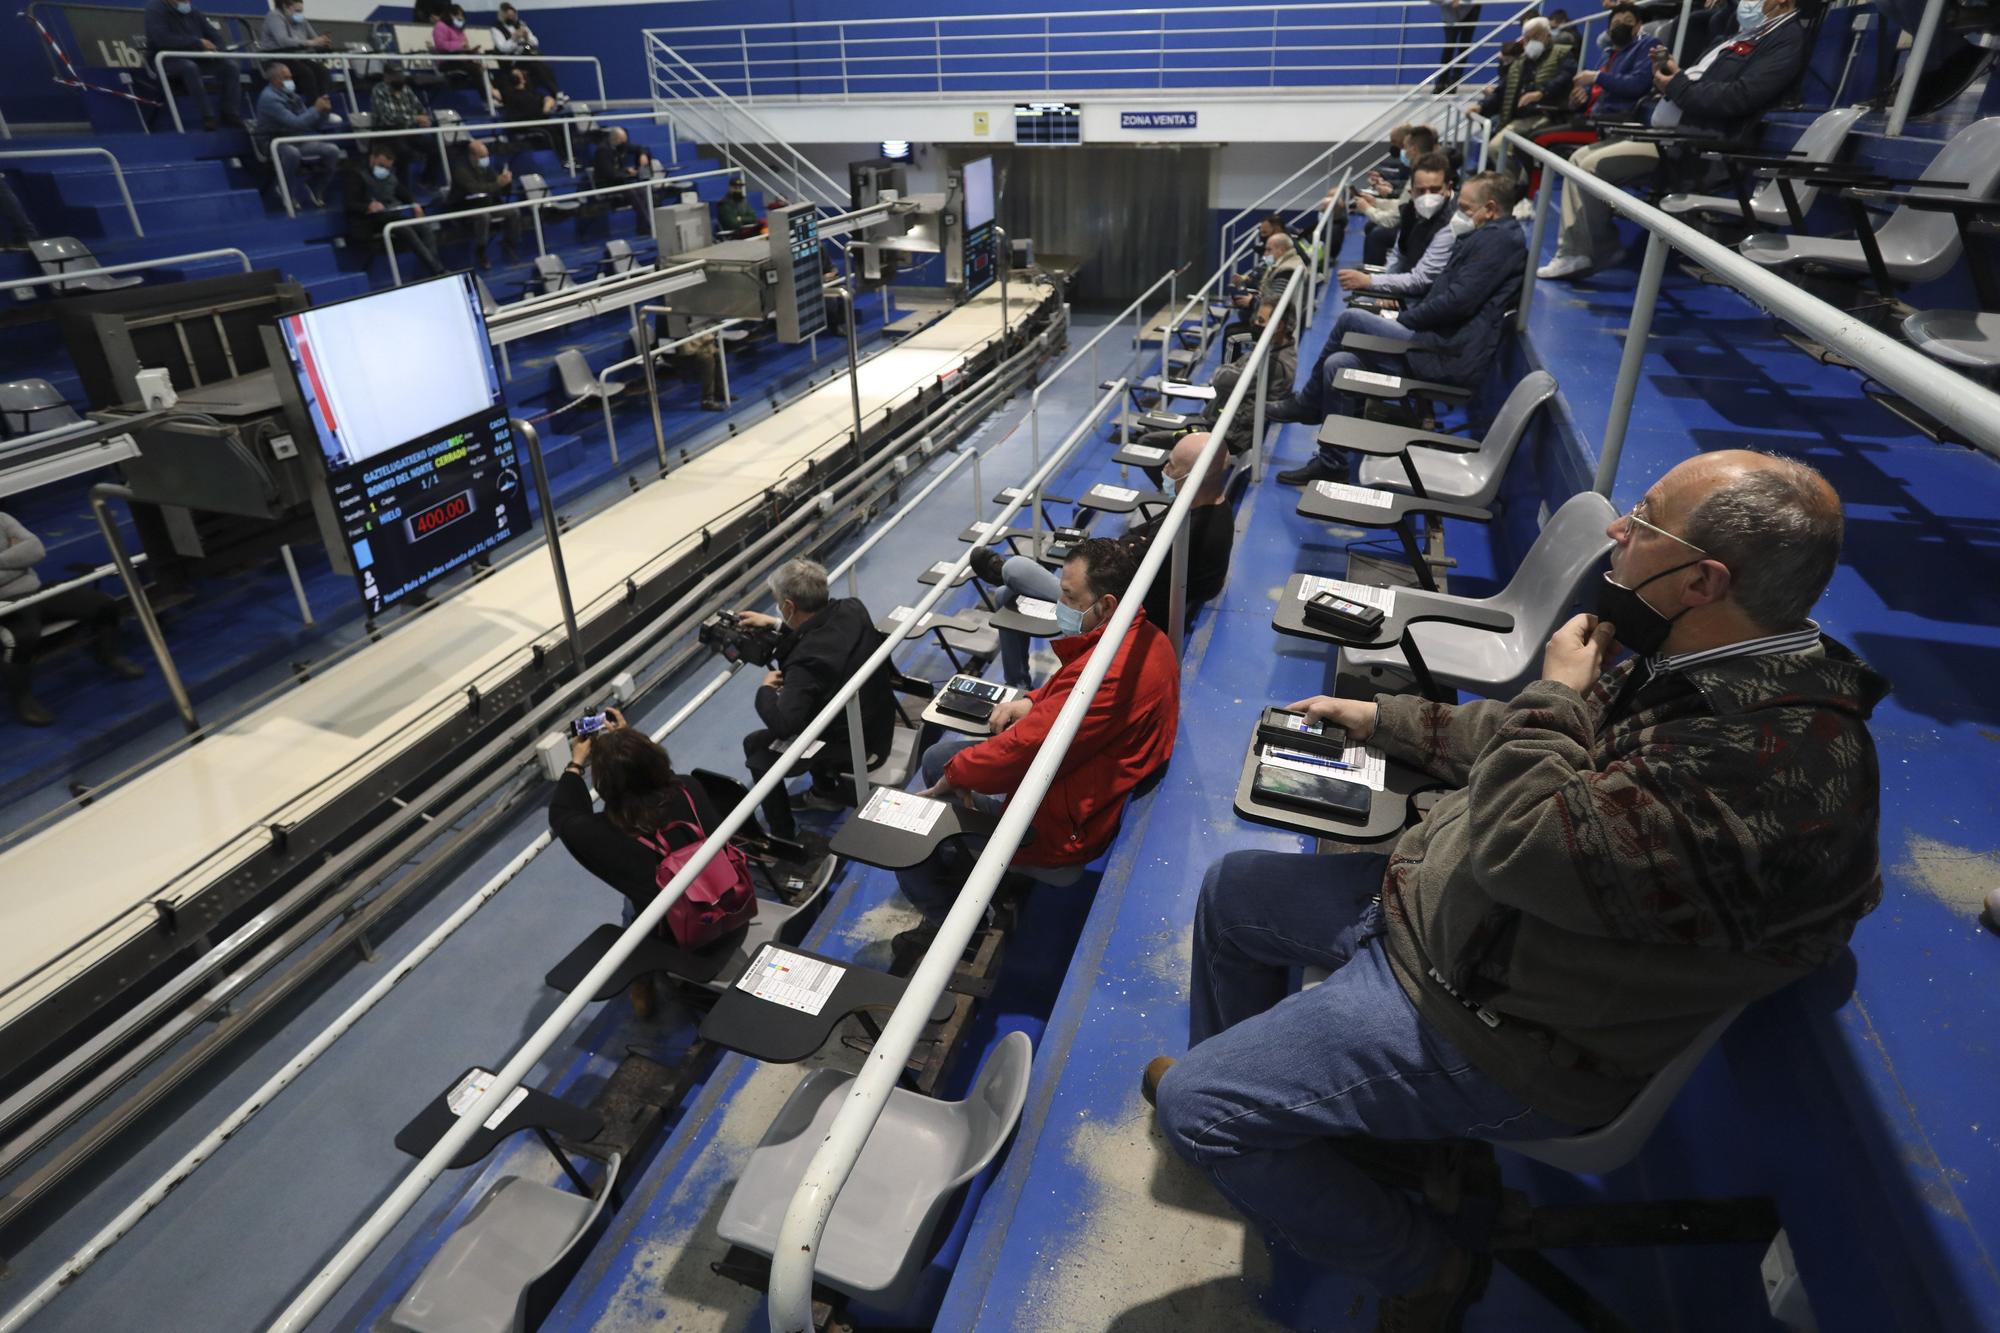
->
xmin=959 ymin=155 xmax=996 ymax=298
xmin=325 ymin=410 xmax=528 ymax=615
xmin=771 ymin=204 xmax=827 ymax=344
xmin=276 ymin=274 xmax=529 ymax=614
xmin=1014 ymin=101 xmax=1081 ymax=145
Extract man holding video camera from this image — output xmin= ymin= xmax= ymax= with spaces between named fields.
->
xmin=736 ymin=558 xmax=896 ymax=841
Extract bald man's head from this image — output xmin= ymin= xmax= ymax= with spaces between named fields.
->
xmin=1166 ymin=432 xmax=1228 ymax=503
xmin=1624 ymin=449 xmax=1843 ymax=634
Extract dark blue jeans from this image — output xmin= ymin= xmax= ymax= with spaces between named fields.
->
xmin=1156 ymin=849 xmax=1574 ymax=1294
xmin=1299 ymin=308 xmax=1416 ymax=466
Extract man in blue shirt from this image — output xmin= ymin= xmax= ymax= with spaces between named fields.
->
xmin=143 ymin=0 xmax=246 ymax=131
xmin=254 ymin=62 xmax=342 ymax=208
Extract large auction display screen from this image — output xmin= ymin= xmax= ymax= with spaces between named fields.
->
xmin=959 ymin=156 xmax=996 ymax=298
xmin=277 ymin=275 xmax=528 ymax=615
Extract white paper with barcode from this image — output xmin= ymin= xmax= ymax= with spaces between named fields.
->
xmin=1259 ymin=743 xmax=1387 ymax=791
xmin=735 ymin=946 xmax=845 ymax=1017
xmin=446 ymin=1069 xmax=531 ymax=1131
xmin=1090 ymin=484 xmax=1139 ymax=503
xmin=1296 ymin=575 xmax=1397 ymax=616
xmin=1313 ymin=480 xmax=1396 ymax=508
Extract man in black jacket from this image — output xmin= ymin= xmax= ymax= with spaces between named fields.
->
xmin=144 ymin=0 xmax=246 ymax=130
xmin=346 ymin=145 xmax=444 ymax=275
xmin=449 ymin=139 xmax=522 ymax=268
xmin=1539 ymin=0 xmax=1809 ymax=278
xmin=1269 ymin=172 xmax=1525 ymax=486
xmin=591 ymin=127 xmax=653 ymax=236
xmin=738 ymin=558 xmax=896 ymax=839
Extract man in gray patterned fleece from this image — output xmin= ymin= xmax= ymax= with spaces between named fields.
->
xmin=1146 ymin=450 xmax=1886 ymax=1328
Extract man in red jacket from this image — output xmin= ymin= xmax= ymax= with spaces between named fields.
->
xmin=894 ymin=538 xmax=1180 ymax=924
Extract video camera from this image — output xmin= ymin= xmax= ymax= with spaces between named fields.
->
xmin=698 ymin=611 xmax=786 ymax=667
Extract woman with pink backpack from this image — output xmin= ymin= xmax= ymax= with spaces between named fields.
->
xmin=550 ymin=709 xmax=758 ymax=1016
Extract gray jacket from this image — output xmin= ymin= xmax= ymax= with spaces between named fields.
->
xmin=0 ymin=512 xmax=46 ymax=602
xmin=259 ymin=8 xmax=320 ymax=51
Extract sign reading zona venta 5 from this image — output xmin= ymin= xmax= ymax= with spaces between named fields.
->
xmin=1120 ymin=110 xmax=1198 ymax=130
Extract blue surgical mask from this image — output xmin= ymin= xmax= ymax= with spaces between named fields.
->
xmin=1736 ymin=0 xmax=1764 ymax=27
xmin=173 ymin=2 xmax=191 ymax=12
xmin=1054 ymin=600 xmax=1087 ymax=636
xmin=282 ymin=78 xmax=296 ymax=94
xmin=451 ymin=16 xmax=464 ymax=26
xmin=1398 ymin=149 xmax=1413 ymax=167
xmin=1161 ymin=473 xmax=1179 ymax=500
xmin=371 ymin=164 xmax=391 ymax=180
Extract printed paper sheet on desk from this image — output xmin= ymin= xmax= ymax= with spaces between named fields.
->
xmin=859 ymin=787 xmax=947 ymax=836
xmin=447 ymin=1069 xmax=531 ymax=1131
xmin=736 ymin=945 xmax=844 ymax=1016
xmin=1297 ymin=574 xmax=1397 ymax=615
xmin=1015 ymin=596 xmax=1060 ymax=620
xmin=1259 ymin=742 xmax=1387 ymax=791
xmin=1313 ymin=480 xmax=1396 ymax=508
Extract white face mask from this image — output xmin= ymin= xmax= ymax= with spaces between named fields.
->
xmin=1735 ymin=0 xmax=1765 ymax=27
xmin=1524 ymin=38 xmax=1547 ymax=58
xmin=1413 ymin=192 xmax=1447 ymax=219
xmin=1448 ymin=209 xmax=1478 ymax=237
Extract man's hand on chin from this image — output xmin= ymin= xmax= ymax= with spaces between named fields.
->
xmin=1540 ymin=613 xmax=1618 ymax=695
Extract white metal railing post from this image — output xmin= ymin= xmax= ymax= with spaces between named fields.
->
xmin=1517 ymin=167 xmax=1553 ymax=331
xmin=765 ymin=274 xmax=1302 ymax=1332
xmin=1670 ymin=0 xmax=1695 ymax=60
xmin=1594 ymin=230 xmax=1669 ymax=498
xmin=1886 ymin=0 xmax=1947 ymax=137
xmin=0 ymin=149 xmax=143 ymax=237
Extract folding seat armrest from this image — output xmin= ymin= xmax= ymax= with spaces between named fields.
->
xmin=1338 ymin=331 xmax=1414 ymax=356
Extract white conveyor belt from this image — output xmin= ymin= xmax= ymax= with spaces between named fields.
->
xmin=0 ymin=284 xmax=1048 ymax=1033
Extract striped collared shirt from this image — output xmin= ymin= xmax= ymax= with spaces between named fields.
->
xmin=1646 ymin=619 xmax=1821 ymax=678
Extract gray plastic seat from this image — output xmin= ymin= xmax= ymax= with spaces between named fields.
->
xmin=520 ymin=171 xmax=577 ymax=217
xmin=716 ymin=1029 xmax=1033 ymax=1306
xmin=1343 ymin=491 xmax=1617 ymax=699
xmin=1502 ymin=1007 xmax=1742 ymax=1175
xmin=473 ymin=273 xmax=499 ymax=318
xmin=383 ymin=1153 xmax=620 ymax=1333
xmin=598 ymin=238 xmax=634 ymax=276
xmin=29 ymin=237 xmax=143 ymax=293
xmin=0 ymin=379 xmax=85 ymax=438
xmin=1902 ymin=308 xmax=2000 ymax=372
xmin=1353 ymin=370 xmax=1557 ymax=508
xmin=532 ymin=253 xmax=573 ymax=297
xmin=1661 ymin=106 xmax=1864 ymax=228
xmin=1739 ymin=116 xmax=2000 ymax=284
xmin=554 ymin=348 xmax=622 ymax=407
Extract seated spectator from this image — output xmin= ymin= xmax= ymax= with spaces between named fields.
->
xmin=1145 ymin=450 xmax=1884 ymax=1328
xmin=144 ymin=0 xmax=246 ymax=131
xmin=495 ymin=65 xmax=557 ymax=123
xmin=716 ymin=178 xmax=759 ymax=236
xmin=2 ymin=511 xmax=144 ymax=728
xmin=1479 ymin=16 xmax=1577 ymax=165
xmin=975 ymin=430 xmax=1235 ymax=686
xmin=368 ymin=62 xmax=445 ymax=186
xmin=1538 ymin=0 xmax=1808 ymax=279
xmin=547 ymin=709 xmax=741 ymax=1014
xmin=1520 ymin=3 xmax=1661 ymax=184
xmin=0 ymin=174 xmax=40 ymax=251
xmin=257 ymin=0 xmax=332 ymax=104
xmin=450 ymin=139 xmax=522 ymax=268
xmin=495 ymin=3 xmax=561 ymax=97
xmin=591 ymin=126 xmax=653 ymax=235
xmin=895 ymin=538 xmax=1179 ymax=934
xmin=1269 ymin=171 xmax=1525 ymax=485
xmin=1226 ymin=232 xmax=1303 ymax=341
xmin=254 ymin=63 xmax=341 ymax=208
xmin=432 ymin=3 xmax=469 ymax=54
xmin=1335 ymin=150 xmax=1456 ymax=302
xmin=736 ymin=558 xmax=895 ymax=842
xmin=1352 ymin=124 xmax=1440 ymax=266
xmin=345 ymin=143 xmax=444 ymax=275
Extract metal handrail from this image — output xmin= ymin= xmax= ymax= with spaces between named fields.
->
xmin=149 ymin=48 xmax=607 ymax=134
xmin=0 ymin=246 xmax=252 ymax=297
xmin=1504 ymin=129 xmax=2000 ymax=477
xmin=645 ymin=38 xmax=848 ymax=208
xmin=766 ymin=264 xmax=1305 ymax=1331
xmin=644 ymin=0 xmax=1516 ymax=101
xmin=0 ymin=556 xmax=146 ymax=619
xmin=592 ymin=317 xmax=749 ymax=460
xmin=380 ymin=176 xmax=683 ymax=285
xmin=269 ymin=107 xmax=677 ymax=219
xmin=0 ymin=148 xmax=142 ymax=237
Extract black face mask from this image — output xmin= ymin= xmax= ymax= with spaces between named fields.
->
xmin=1609 ymin=24 xmax=1635 ymax=46
xmin=1592 ymin=560 xmax=1702 ymax=656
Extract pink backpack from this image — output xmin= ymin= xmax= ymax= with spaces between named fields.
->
xmin=635 ymin=787 xmax=757 ymax=950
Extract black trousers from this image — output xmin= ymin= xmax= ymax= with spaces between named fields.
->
xmin=1437 ymin=5 xmax=1483 ymax=90
xmin=1 ymin=587 xmax=121 ymax=693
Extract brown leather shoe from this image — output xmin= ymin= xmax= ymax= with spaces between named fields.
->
xmin=1140 ymin=1055 xmax=1176 ymax=1107
xmin=1375 ymin=1244 xmax=1489 ymax=1333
